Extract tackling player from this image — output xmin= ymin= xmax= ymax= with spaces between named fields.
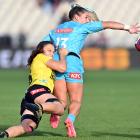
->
xmin=0 ymin=41 xmax=68 ymax=138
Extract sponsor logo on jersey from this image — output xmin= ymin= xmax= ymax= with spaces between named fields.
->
xmin=56 ymin=28 xmax=73 ymax=33
xmin=69 ymin=72 xmax=81 ymax=79
xmin=31 ymin=88 xmax=46 ymax=95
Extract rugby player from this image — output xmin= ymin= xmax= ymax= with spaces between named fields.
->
xmin=42 ymin=4 xmax=140 ymax=138
xmin=0 ymin=41 xmax=68 ymax=138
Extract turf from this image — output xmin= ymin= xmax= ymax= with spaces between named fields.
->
xmin=0 ymin=69 xmax=140 ymax=140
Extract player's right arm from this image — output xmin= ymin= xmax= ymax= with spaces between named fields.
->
xmin=82 ymin=21 xmax=140 ymax=34
xmin=46 ymin=48 xmax=68 ymax=73
xmin=102 ymin=21 xmax=140 ymax=34
xmin=88 ymin=12 xmax=140 ymax=33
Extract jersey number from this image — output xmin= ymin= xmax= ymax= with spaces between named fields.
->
xmin=56 ymin=37 xmax=69 ymax=48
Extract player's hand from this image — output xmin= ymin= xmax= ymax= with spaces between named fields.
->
xmin=129 ymin=23 xmax=140 ymax=34
xmin=59 ymin=48 xmax=68 ymax=56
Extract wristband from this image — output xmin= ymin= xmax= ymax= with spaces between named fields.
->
xmin=124 ymin=24 xmax=130 ymax=30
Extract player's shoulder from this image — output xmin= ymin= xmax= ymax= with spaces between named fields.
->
xmin=36 ymin=53 xmax=44 ymax=58
xmin=83 ymin=21 xmax=102 ymax=26
xmin=79 ymin=21 xmax=103 ymax=31
xmin=35 ymin=53 xmax=50 ymax=60
xmin=35 ymin=54 xmax=52 ymax=64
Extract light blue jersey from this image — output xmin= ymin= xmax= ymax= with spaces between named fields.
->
xmin=43 ymin=21 xmax=103 ymax=83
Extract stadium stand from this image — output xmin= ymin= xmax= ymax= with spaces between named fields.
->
xmin=0 ymin=0 xmax=139 ymax=48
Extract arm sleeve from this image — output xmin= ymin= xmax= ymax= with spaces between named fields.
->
xmin=81 ymin=21 xmax=104 ymax=34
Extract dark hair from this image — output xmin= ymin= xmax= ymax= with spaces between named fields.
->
xmin=27 ymin=41 xmax=53 ymax=66
xmin=69 ymin=6 xmax=88 ymax=20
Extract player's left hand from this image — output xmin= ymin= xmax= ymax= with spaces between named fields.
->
xmin=59 ymin=48 xmax=69 ymax=56
xmin=129 ymin=23 xmax=140 ymax=34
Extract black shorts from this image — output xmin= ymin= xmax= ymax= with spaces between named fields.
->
xmin=20 ymin=84 xmax=51 ymax=115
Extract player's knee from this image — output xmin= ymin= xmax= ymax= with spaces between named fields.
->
xmin=55 ymin=102 xmax=64 ymax=115
xmin=59 ymin=99 xmax=67 ymax=109
xmin=45 ymin=98 xmax=65 ymax=115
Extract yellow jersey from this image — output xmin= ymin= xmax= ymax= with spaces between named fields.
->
xmin=29 ymin=53 xmax=55 ymax=93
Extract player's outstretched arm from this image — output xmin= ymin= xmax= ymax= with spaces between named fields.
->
xmin=102 ymin=21 xmax=140 ymax=34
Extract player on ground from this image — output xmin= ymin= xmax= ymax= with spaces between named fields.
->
xmin=0 ymin=41 xmax=68 ymax=138
xmin=42 ymin=4 xmax=140 ymax=138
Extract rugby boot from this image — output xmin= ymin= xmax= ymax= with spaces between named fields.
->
xmin=50 ymin=114 xmax=60 ymax=128
xmin=64 ymin=118 xmax=76 ymax=138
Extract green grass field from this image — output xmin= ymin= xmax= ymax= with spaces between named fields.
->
xmin=0 ymin=69 xmax=140 ymax=140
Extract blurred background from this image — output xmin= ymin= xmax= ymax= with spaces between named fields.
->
xmin=0 ymin=0 xmax=140 ymax=69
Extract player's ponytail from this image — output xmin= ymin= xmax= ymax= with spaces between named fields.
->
xmin=27 ymin=41 xmax=53 ymax=66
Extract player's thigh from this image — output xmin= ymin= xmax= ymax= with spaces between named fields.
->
xmin=34 ymin=93 xmax=58 ymax=104
xmin=54 ymin=79 xmax=67 ymax=104
xmin=66 ymin=82 xmax=83 ymax=103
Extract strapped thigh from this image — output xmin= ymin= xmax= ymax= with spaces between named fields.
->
xmin=45 ymin=98 xmax=59 ymax=103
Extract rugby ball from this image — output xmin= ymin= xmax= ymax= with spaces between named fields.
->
xmin=135 ymin=36 xmax=140 ymax=51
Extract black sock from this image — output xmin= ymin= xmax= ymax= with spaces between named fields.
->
xmin=0 ymin=131 xmax=9 ymax=138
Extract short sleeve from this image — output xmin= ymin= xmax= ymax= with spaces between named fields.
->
xmin=81 ymin=21 xmax=104 ymax=34
xmin=37 ymin=54 xmax=52 ymax=64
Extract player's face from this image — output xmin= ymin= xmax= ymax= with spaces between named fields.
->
xmin=43 ymin=44 xmax=55 ymax=57
xmin=76 ymin=12 xmax=92 ymax=23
